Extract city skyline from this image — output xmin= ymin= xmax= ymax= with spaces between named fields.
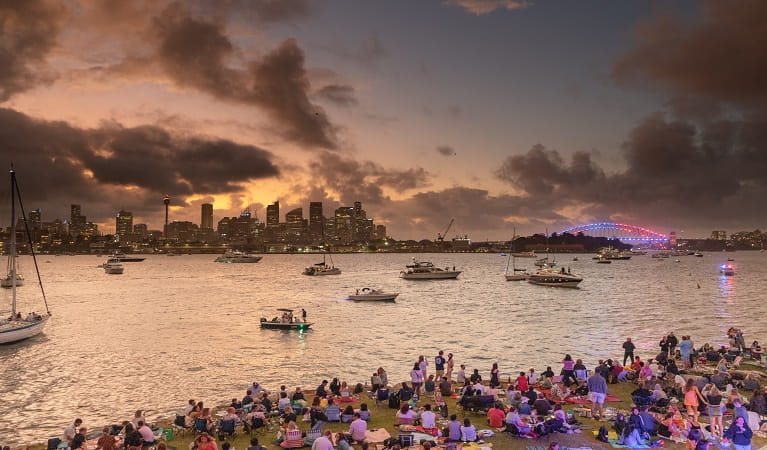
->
xmin=1 ymin=1 xmax=766 ymax=239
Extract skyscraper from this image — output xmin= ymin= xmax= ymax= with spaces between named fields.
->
xmin=201 ymin=203 xmax=213 ymax=230
xmin=163 ymin=195 xmax=170 ymax=226
xmin=116 ymin=210 xmax=133 ymax=241
xmin=69 ymin=204 xmax=86 ymax=237
xmin=266 ymin=201 xmax=279 ymax=228
xmin=309 ymin=202 xmax=323 ymax=239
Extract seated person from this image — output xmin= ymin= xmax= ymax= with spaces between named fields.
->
xmin=532 ymin=393 xmax=551 ymax=417
xmin=540 ymin=366 xmax=555 ymax=380
xmin=505 ymin=406 xmax=531 ymax=435
xmin=439 ymin=376 xmax=453 ymax=397
xmin=358 ymin=403 xmax=371 ymax=421
xmin=751 ymin=341 xmax=763 ymax=361
xmin=665 ymin=359 xmax=680 ymax=376
xmin=281 ymin=406 xmax=297 ymax=427
xmin=572 ymin=380 xmax=588 ymax=396
xmin=706 ymin=348 xmax=721 ymax=362
xmin=242 ymin=390 xmax=255 ymax=406
xmin=517 ymin=397 xmax=532 ymax=416
xmin=516 ymin=372 xmax=529 ymax=392
xmin=631 ymin=382 xmax=652 ymax=400
xmin=291 ymin=387 xmax=307 ymax=407
xmin=638 ymin=407 xmax=659 ymax=435
xmin=341 ymin=405 xmax=355 ymax=423
xmin=447 ymin=415 xmax=462 ymax=441
xmin=550 ymin=382 xmax=569 ymax=401
xmin=421 ymin=404 xmax=437 ymax=430
xmin=279 ymin=421 xmax=303 ymax=449
xmin=348 ymin=413 xmax=367 ymax=443
xmin=339 ymin=381 xmax=350 ymax=398
xmin=650 ymin=384 xmax=667 ymax=402
xmin=324 ymin=399 xmax=341 ymax=422
xmin=742 ymin=373 xmax=760 ymax=391
xmin=460 ymin=418 xmax=478 ymax=442
xmin=396 ymin=404 xmax=415 ymax=425
xmin=524 ymin=386 xmax=537 ymax=404
xmin=278 ymin=392 xmax=291 ymax=411
xmin=424 ymin=375 xmax=436 ymax=395
xmin=487 ymin=403 xmax=505 ymax=428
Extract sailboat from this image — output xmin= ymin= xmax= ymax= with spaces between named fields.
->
xmin=504 ymin=228 xmax=529 ymax=281
xmin=303 ymin=252 xmax=341 ymax=276
xmin=0 ymin=167 xmax=51 ymax=344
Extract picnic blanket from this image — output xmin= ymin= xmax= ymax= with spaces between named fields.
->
xmin=333 ymin=396 xmax=358 ymax=404
xmin=364 ymin=428 xmax=391 ymax=443
xmin=565 ymin=394 xmax=622 ymax=404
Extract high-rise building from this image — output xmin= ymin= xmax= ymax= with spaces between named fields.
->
xmin=133 ymin=223 xmax=148 ymax=239
xmin=374 ymin=224 xmax=387 ymax=240
xmin=286 ymin=208 xmax=303 ymax=232
xmin=115 ymin=210 xmax=133 ymax=241
xmin=29 ymin=208 xmax=42 ymax=227
xmin=165 ymin=220 xmax=198 ymax=242
xmin=309 ymin=202 xmax=324 ymax=240
xmin=69 ymin=204 xmax=86 ymax=237
xmin=335 ymin=206 xmax=354 ymax=244
xmin=354 ymin=201 xmax=363 ymax=218
xmin=201 ymin=203 xmax=213 ymax=230
xmin=266 ymin=201 xmax=279 ymax=228
xmin=711 ymin=230 xmax=727 ymax=241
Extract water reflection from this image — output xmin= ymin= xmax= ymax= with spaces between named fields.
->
xmin=1 ymin=252 xmax=765 ymax=445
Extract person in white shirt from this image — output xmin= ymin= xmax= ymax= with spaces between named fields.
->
xmin=63 ymin=419 xmax=82 ymax=445
xmin=278 ymin=392 xmax=291 ymax=411
xmin=456 ymin=365 xmax=466 ymax=384
xmin=528 ymin=368 xmax=539 ymax=385
xmin=473 ymin=381 xmax=485 ymax=395
xmin=184 ymin=399 xmax=196 ymax=416
xmin=421 ymin=404 xmax=436 ymax=429
xmin=460 ymin=418 xmax=478 ymax=442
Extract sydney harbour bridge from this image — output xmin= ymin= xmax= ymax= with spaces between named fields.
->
xmin=559 ymin=222 xmax=668 ymax=243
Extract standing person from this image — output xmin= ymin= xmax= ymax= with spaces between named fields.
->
xmin=302 ymin=308 xmax=307 ymax=322
xmin=371 ymin=372 xmax=381 ymax=392
xmin=679 ymin=336 xmax=693 ymax=369
xmin=684 ymin=378 xmax=707 ymax=423
xmin=561 ymin=355 xmax=576 ymax=387
xmin=446 ymin=353 xmax=455 ymax=381
xmin=435 ymin=351 xmax=446 ymax=379
xmin=490 ymin=362 xmax=500 ymax=388
xmin=623 ymin=338 xmax=636 ymax=366
xmin=377 ymin=367 xmax=388 ymax=388
xmin=659 ymin=336 xmax=670 ymax=360
xmin=668 ymin=332 xmax=679 ymax=359
xmin=63 ymin=419 xmax=83 ymax=446
xmin=724 ymin=416 xmax=753 ymax=450
xmin=411 ymin=362 xmax=424 ymax=397
xmin=587 ymin=372 xmax=607 ymax=420
xmin=419 ymin=355 xmax=428 ymax=381
xmin=705 ymin=385 xmax=724 ymax=439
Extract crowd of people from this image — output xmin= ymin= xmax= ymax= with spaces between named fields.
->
xmin=53 ymin=328 xmax=765 ymax=450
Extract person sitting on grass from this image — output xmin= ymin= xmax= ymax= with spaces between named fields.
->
xmin=533 ymin=393 xmax=551 ymax=417
xmin=504 ymin=406 xmax=531 ymax=436
xmin=421 ymin=404 xmax=437 ymax=430
xmin=348 ymin=413 xmax=367 ymax=443
xmin=447 ymin=415 xmax=462 ymax=441
xmin=487 ymin=402 xmax=505 ymax=428
xmin=396 ymin=404 xmax=415 ymax=425
xmin=460 ymin=418 xmax=478 ymax=442
xmin=358 ymin=403 xmax=371 ymax=421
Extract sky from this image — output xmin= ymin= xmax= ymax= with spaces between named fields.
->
xmin=1 ymin=0 xmax=766 ymax=240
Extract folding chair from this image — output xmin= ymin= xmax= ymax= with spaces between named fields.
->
xmin=217 ymin=419 xmax=236 ymax=441
xmin=193 ymin=417 xmax=209 ymax=436
xmin=173 ymin=414 xmax=192 ymax=437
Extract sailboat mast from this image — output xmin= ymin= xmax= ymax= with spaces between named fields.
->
xmin=10 ymin=167 xmax=17 ymax=316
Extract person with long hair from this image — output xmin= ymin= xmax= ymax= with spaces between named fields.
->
xmin=704 ymin=384 xmax=724 ymax=438
xmin=411 ymin=362 xmax=424 ymax=397
xmin=561 ymin=355 xmax=576 ymax=387
xmin=683 ymin=378 xmax=707 ymax=422
xmin=490 ymin=363 xmax=500 ymax=388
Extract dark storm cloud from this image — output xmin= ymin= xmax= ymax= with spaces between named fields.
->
xmin=313 ymin=84 xmax=358 ymax=108
xmin=613 ymin=0 xmax=767 ymax=110
xmin=152 ymin=5 xmax=338 ymax=148
xmin=200 ymin=0 xmax=314 ymax=23
xmin=0 ymin=0 xmax=64 ymax=101
xmin=0 ymin=107 xmax=279 ymax=222
xmin=307 ymin=152 xmax=429 ymax=205
xmin=436 ymin=145 xmax=456 ymax=157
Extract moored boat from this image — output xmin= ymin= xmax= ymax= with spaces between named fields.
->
xmin=527 ymin=267 xmax=583 ymax=288
xmin=0 ymin=167 xmax=51 ymax=345
xmin=110 ymin=251 xmax=145 ymax=262
xmin=348 ymin=288 xmax=399 ymax=301
xmin=400 ymin=258 xmax=460 ymax=279
xmin=260 ymin=309 xmax=312 ymax=330
xmin=214 ymin=250 xmax=263 ymax=263
xmin=103 ymin=259 xmax=124 ymax=274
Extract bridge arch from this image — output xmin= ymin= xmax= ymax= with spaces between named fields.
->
xmin=559 ymin=222 xmax=667 ymax=242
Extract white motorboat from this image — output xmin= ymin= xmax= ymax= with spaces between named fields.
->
xmin=0 ymin=272 xmax=24 ymax=288
xmin=214 ymin=250 xmax=263 ymax=263
xmin=527 ymin=267 xmax=583 ymax=288
xmin=720 ymin=263 xmax=735 ymax=276
xmin=303 ymin=254 xmax=341 ymax=275
xmin=103 ymin=260 xmax=124 ymax=274
xmin=0 ymin=167 xmax=51 ymax=345
xmin=400 ymin=258 xmax=460 ymax=279
xmin=595 ymin=256 xmax=612 ymax=264
xmin=348 ymin=288 xmax=399 ymax=301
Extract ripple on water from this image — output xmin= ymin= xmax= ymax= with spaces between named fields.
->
xmin=0 ymin=252 xmax=764 ymax=445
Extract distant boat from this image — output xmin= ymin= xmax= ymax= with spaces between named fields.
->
xmin=0 ymin=167 xmax=51 ymax=344
xmin=348 ymin=288 xmax=399 ymax=302
xmin=527 ymin=267 xmax=583 ymax=288
xmin=303 ymin=253 xmax=341 ymax=276
xmin=260 ymin=308 xmax=312 ymax=330
xmin=109 ymin=251 xmax=145 ymax=262
xmin=103 ymin=259 xmax=124 ymax=274
xmin=214 ymin=250 xmax=263 ymax=263
xmin=400 ymin=257 xmax=460 ymax=279
xmin=504 ymin=228 xmax=529 ymax=281
xmin=511 ymin=251 xmax=536 ymax=258
xmin=720 ymin=263 xmax=735 ymax=276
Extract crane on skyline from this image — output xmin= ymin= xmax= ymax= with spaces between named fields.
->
xmin=437 ymin=218 xmax=454 ymax=242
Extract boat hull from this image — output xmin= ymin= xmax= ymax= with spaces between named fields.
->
xmin=400 ymin=271 xmax=461 ymax=279
xmin=303 ymin=268 xmax=341 ymax=276
xmin=104 ymin=267 xmax=124 ymax=274
xmin=0 ymin=278 xmax=24 ymax=288
xmin=0 ymin=316 xmax=49 ymax=344
xmin=348 ymin=293 xmax=399 ymax=301
xmin=504 ymin=273 xmax=528 ymax=281
xmin=527 ymin=278 xmax=582 ymax=288
xmin=259 ymin=322 xmax=313 ymax=330
xmin=214 ymin=256 xmax=263 ymax=263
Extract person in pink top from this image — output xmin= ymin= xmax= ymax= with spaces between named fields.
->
xmin=562 ymin=354 xmax=576 ymax=386
xmin=348 ymin=413 xmax=367 ymax=443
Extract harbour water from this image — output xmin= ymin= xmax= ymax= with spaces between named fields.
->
xmin=1 ymin=252 xmax=765 ymax=445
